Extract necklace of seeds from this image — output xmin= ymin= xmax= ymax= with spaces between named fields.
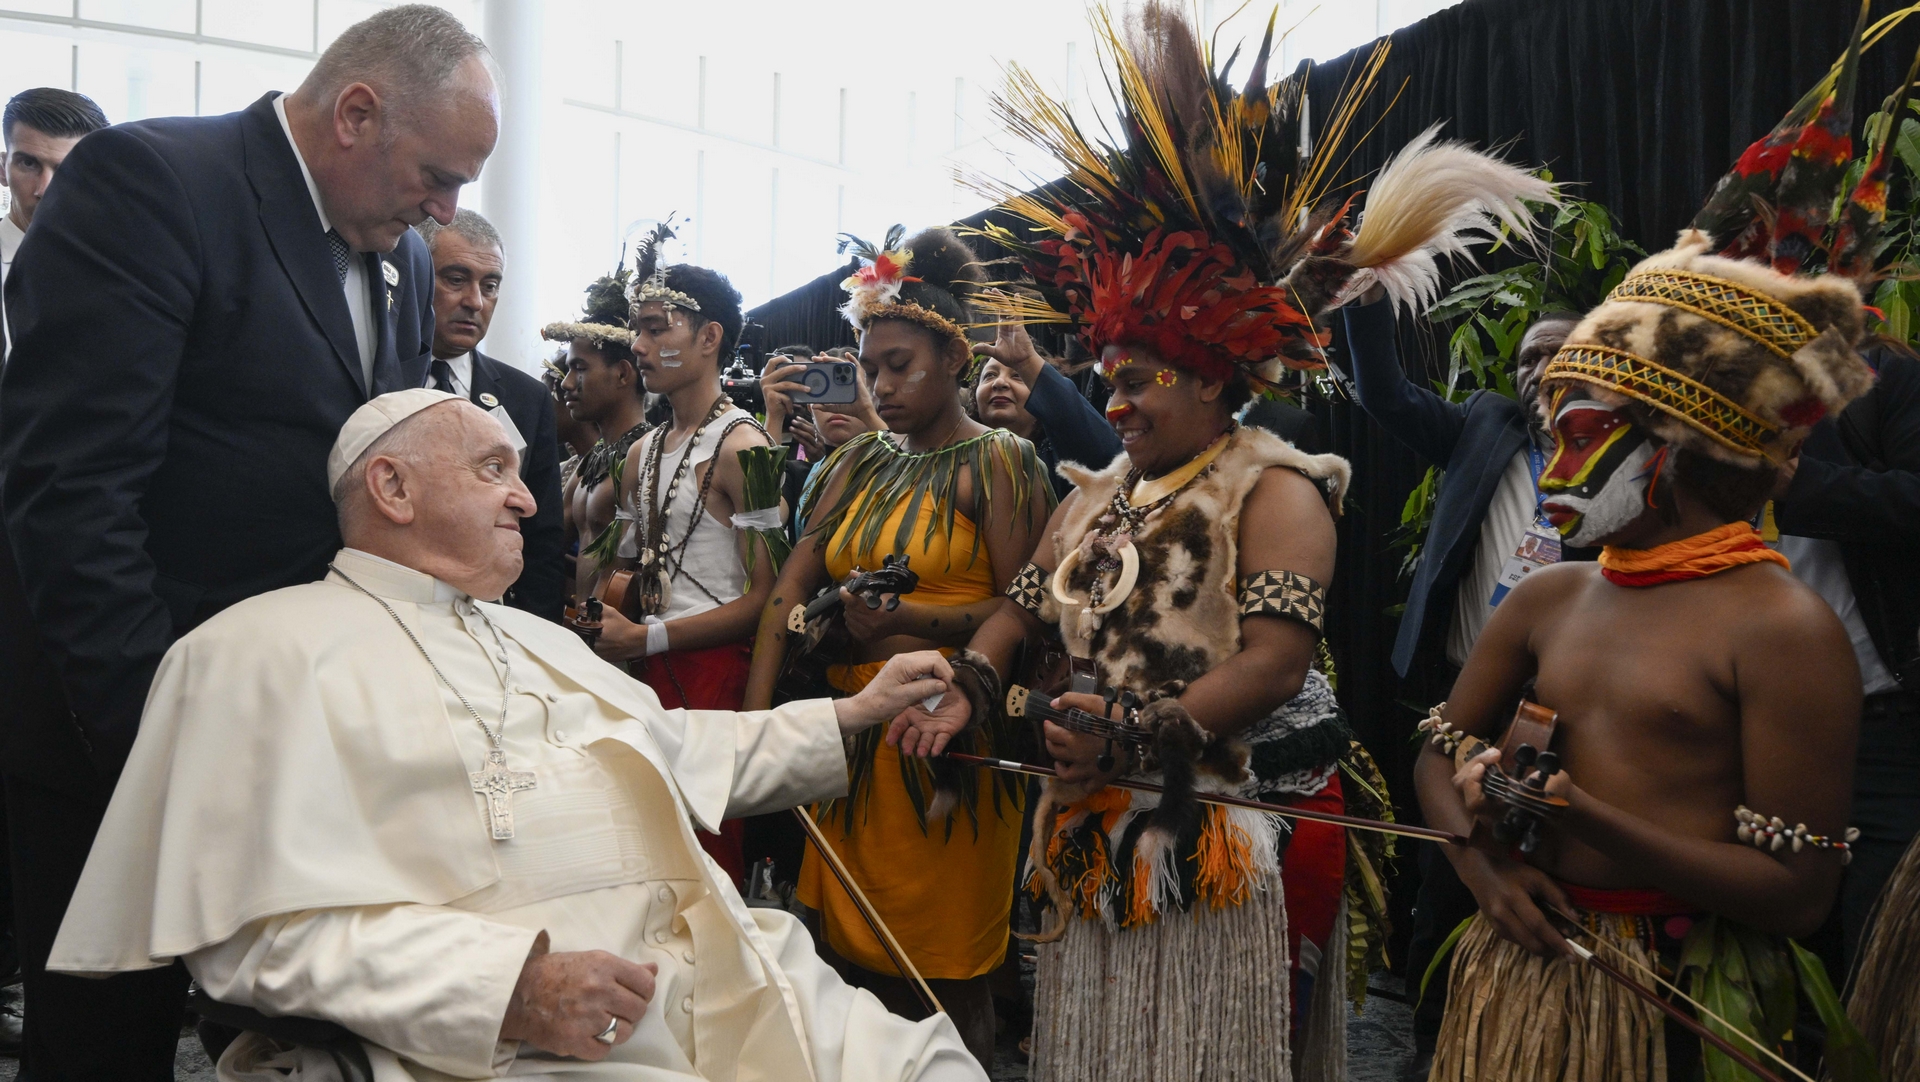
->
xmin=638 ymin=396 xmax=732 ymax=611
xmin=580 ymin=419 xmax=652 ymax=492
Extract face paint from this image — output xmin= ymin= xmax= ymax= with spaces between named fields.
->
xmin=1105 ymin=402 xmax=1136 ymax=425
xmin=906 ymin=370 xmax=926 ymax=383
xmin=1538 ymin=391 xmax=1656 ymax=546
xmin=1153 ymin=369 xmax=1179 ymax=388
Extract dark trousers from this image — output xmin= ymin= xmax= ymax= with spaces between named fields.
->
xmin=1842 ymin=691 xmax=1920 ymax=971
xmin=1404 ymin=841 xmax=1480 ymax=1046
xmin=6 ymin=771 xmax=189 ymax=1080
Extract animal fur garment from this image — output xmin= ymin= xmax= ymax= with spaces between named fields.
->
xmin=927 ymin=649 xmax=1004 ymax=823
xmin=1543 ymin=229 xmax=1874 ymax=467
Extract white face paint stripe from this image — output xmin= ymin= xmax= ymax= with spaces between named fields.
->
xmin=905 ymin=370 xmax=927 ymax=383
xmin=658 ymin=348 xmax=682 ymax=368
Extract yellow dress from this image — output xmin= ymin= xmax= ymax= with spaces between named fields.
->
xmin=795 ymin=495 xmax=1022 ymax=981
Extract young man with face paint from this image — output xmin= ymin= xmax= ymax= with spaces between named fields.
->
xmin=585 ymin=260 xmax=777 ymax=887
xmin=551 ymin=271 xmax=652 ymax=610
xmin=742 ymin=227 xmax=1055 ymax=1069
xmin=1416 ymin=42 xmax=1890 ymax=1074
xmin=1339 ymin=282 xmax=1587 ymax=1078
xmin=970 ymin=321 xmax=1121 ymax=499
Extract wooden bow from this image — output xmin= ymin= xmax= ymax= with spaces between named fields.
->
xmin=790 ymin=808 xmax=944 ymax=1016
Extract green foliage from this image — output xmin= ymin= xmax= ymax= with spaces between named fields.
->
xmin=1389 ymin=184 xmax=1646 ymax=576
xmin=1853 ymin=96 xmax=1920 ymax=343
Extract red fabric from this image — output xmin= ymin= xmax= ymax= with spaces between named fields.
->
xmin=1278 ymin=772 xmax=1348 ymax=974
xmin=1558 ymin=881 xmax=1695 ymax=917
xmin=636 ymin=641 xmax=754 ymax=888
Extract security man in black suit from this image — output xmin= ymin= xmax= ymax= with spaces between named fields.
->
xmin=0 ymin=8 xmax=498 ymax=1077
xmin=1340 ymin=288 xmax=1583 ymax=1080
xmin=411 ymin=209 xmax=566 ymax=621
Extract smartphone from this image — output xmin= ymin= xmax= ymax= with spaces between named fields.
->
xmin=789 ymin=360 xmax=860 ymax=405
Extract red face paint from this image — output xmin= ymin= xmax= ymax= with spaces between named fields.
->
xmin=1105 ymin=402 xmax=1136 ymax=425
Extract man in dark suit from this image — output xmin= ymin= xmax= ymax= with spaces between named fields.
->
xmin=0 ymin=7 xmax=498 ymax=1077
xmin=1340 ymin=289 xmax=1580 ymax=1081
xmin=412 ymin=209 xmax=565 ymax=621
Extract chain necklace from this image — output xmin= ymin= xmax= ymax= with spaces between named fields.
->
xmin=329 ymin=564 xmax=535 ymax=841
xmin=636 ymin=395 xmax=734 ymax=614
xmin=577 ymin=418 xmax=652 ymax=492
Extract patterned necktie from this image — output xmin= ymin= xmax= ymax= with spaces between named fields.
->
xmin=429 ymin=359 xmax=457 ymax=394
xmin=326 ymin=230 xmax=351 ymax=285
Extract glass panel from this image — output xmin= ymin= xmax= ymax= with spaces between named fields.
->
xmin=196 ymin=52 xmax=313 ymax=117
xmin=75 ymin=40 xmax=195 ymax=123
xmin=201 ymin=0 xmax=314 ymax=52
xmin=78 ymin=0 xmax=194 ymax=34
xmin=0 ymin=29 xmax=80 ymax=104
xmin=2 ymin=0 xmax=75 ymax=17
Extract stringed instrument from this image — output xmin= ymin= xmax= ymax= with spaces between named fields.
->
xmin=1004 ymin=664 xmax=1146 ymax=772
xmin=1468 ymin=701 xmax=1571 ymax=854
xmin=772 ymin=555 xmax=920 ymax=702
xmin=566 ymin=569 xmax=639 ymax=645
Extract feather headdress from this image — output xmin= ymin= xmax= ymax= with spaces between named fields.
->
xmin=627 ymin=215 xmax=703 ymax=315
xmin=542 ymin=253 xmax=637 ymax=352
xmin=1542 ymin=0 xmax=1911 ymax=468
xmin=837 ymin=225 xmax=984 ymax=348
xmin=971 ymin=2 xmax=1555 ymax=388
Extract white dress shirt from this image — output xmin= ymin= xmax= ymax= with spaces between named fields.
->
xmin=1448 ymin=447 xmax=1536 ymax=666
xmin=432 ymin=351 xmax=475 ymax=399
xmin=1 ymin=213 xmax=24 ymax=355
xmin=272 ymin=93 xmax=375 ymax=388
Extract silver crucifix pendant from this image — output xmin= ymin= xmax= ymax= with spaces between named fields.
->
xmin=470 ymin=748 xmax=537 ymax=840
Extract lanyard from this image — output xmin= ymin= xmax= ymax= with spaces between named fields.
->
xmin=1527 ymin=442 xmax=1551 ymax=523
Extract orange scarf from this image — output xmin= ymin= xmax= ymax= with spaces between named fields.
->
xmin=1599 ymin=521 xmax=1789 ymax=587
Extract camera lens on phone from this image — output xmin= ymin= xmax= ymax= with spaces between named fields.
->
xmin=833 ymin=365 xmax=853 ymax=384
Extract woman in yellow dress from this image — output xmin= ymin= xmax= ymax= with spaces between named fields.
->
xmin=743 ymin=226 xmax=1054 ymax=1066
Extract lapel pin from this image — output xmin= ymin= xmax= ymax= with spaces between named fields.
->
xmin=480 ymin=393 xmax=500 ymax=408
xmin=382 ymin=261 xmax=400 ymax=287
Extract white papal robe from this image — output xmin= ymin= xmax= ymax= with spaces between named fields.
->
xmin=48 ymin=548 xmax=982 ymax=1082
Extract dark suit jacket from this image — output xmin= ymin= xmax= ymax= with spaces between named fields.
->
xmin=1343 ymin=298 xmax=1536 ymax=679
xmin=413 ymin=350 xmax=566 ymax=621
xmin=1025 ymin=362 xmax=1122 ymax=497
xmin=1776 ymin=344 xmax=1920 ymax=689
xmin=0 ymin=93 xmax=434 ymax=786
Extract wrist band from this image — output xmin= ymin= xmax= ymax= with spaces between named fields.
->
xmin=731 ymin=507 xmax=785 ymax=530
xmin=644 ymin=616 xmax=669 ymax=657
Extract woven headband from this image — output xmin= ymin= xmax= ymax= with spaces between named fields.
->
xmin=856 ymin=299 xmax=969 ymax=347
xmin=1604 ymin=269 xmax=1819 ymax=359
xmin=1542 ymin=344 xmax=1778 ymax=458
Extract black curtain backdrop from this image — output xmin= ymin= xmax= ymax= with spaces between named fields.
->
xmin=745 ymin=0 xmax=1920 ymax=963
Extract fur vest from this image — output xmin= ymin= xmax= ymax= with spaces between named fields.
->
xmin=1041 ymin=424 xmax=1351 ymax=691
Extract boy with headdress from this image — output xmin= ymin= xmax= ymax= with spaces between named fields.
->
xmin=930 ymin=4 xmax=1558 ymax=1078
xmin=591 ymin=233 xmax=781 ymax=888
xmin=1417 ymin=14 xmax=1893 ymax=1078
xmin=552 ymin=264 xmax=651 ymax=608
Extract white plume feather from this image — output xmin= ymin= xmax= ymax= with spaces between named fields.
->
xmin=1345 ymin=124 xmax=1559 ymax=315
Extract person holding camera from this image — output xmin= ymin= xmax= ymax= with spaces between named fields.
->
xmin=763 ymin=345 xmax=884 ymax=535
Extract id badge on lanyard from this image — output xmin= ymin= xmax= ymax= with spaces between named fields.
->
xmin=1489 ymin=445 xmax=1561 ymax=609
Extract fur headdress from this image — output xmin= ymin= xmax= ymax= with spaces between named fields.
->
xmin=971 ymin=2 xmax=1555 ymax=390
xmin=1540 ymin=2 xmax=1902 ymax=467
xmin=837 ymin=225 xmax=984 ymax=349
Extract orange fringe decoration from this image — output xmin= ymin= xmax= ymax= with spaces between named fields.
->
xmin=1191 ymin=807 xmax=1258 ymax=911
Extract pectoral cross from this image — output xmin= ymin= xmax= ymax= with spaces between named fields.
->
xmin=471 ymin=748 xmax=537 ymax=840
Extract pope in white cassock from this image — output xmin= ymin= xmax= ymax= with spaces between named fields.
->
xmin=46 ymin=389 xmax=986 ymax=1082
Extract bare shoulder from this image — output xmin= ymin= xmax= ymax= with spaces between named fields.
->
xmin=1731 ymin=562 xmax=1853 ymax=657
xmin=1499 ymin=557 xmax=1597 ymax=611
xmin=718 ymin=416 xmax=773 ymax=453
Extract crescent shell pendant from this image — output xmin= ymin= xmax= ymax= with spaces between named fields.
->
xmin=1049 ymin=542 xmax=1140 ymax=615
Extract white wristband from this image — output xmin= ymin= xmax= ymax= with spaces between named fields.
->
xmin=644 ymin=616 xmax=669 ymax=657
xmin=731 ymin=507 xmax=785 ymax=530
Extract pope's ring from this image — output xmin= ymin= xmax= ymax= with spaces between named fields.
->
xmin=596 ymin=1016 xmax=621 ymax=1044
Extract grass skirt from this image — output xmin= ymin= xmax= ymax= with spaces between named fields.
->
xmin=1029 ymin=873 xmax=1295 ymax=1082
xmin=1430 ymin=911 xmax=1668 ymax=1082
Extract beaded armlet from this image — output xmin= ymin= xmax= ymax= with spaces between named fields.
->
xmin=1238 ymin=570 xmax=1326 ymax=635
xmin=1006 ymin=561 xmax=1048 ymax=618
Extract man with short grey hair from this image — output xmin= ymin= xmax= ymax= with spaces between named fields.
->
xmin=414 ymin=209 xmax=566 ymax=621
xmin=0 ymin=6 xmax=498 ymax=1076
